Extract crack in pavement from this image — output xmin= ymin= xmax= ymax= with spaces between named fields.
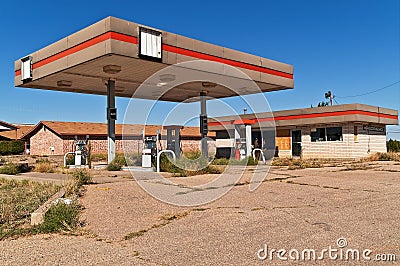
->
xmin=122 ymin=208 xmax=209 ymax=242
xmin=284 ymin=180 xmax=383 ymax=193
xmin=173 ymin=174 xmax=300 ymax=195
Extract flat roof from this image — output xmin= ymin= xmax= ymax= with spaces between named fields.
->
xmin=14 ymin=17 xmax=294 ymax=102
xmin=209 ymin=104 xmax=399 ymax=130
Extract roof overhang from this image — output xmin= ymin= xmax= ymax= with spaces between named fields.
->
xmin=0 ymin=121 xmax=17 ymax=132
xmin=14 ymin=17 xmax=294 ymax=102
xmin=209 ymin=104 xmax=399 ymax=131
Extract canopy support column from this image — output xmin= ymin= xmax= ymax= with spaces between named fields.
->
xmin=107 ymin=79 xmax=116 ymax=164
xmin=200 ymin=91 xmax=208 ymax=157
xmin=245 ymin=124 xmax=252 ymax=157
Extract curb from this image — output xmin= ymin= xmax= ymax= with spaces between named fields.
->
xmin=31 ymin=188 xmax=66 ymax=226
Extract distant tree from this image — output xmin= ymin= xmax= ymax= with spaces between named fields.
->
xmin=387 ymin=139 xmax=400 ymax=152
xmin=0 ymin=140 xmax=24 ymax=155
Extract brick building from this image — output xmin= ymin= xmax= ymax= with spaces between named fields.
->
xmin=22 ymin=121 xmax=210 ymax=156
xmin=209 ymin=104 xmax=399 ymax=159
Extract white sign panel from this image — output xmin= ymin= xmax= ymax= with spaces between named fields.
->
xmin=21 ymin=56 xmax=32 ymax=81
xmin=139 ymin=27 xmax=162 ymax=59
xmin=363 ymin=125 xmax=384 ymax=132
xmin=216 ymin=138 xmax=235 ymax=148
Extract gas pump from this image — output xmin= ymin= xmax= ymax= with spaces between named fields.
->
xmin=142 ymin=135 xmax=158 ymax=167
xmin=233 ymin=123 xmax=252 ymax=160
xmin=164 ymin=125 xmax=182 ymax=159
xmin=74 ymin=135 xmax=89 ymax=166
xmin=235 ymin=139 xmax=247 ymax=160
xmin=142 ymin=126 xmax=182 ymax=170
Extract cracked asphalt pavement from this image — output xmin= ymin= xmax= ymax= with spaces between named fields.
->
xmin=1 ymin=161 xmax=399 ymax=265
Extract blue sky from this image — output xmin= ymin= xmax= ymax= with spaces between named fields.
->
xmin=0 ymin=0 xmax=399 ymax=139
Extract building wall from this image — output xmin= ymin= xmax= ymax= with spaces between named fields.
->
xmin=283 ymin=123 xmax=387 ymax=159
xmin=62 ymin=138 xmax=144 ymax=155
xmin=57 ymin=137 xmax=201 ymax=155
xmin=30 ymin=126 xmax=63 ymax=155
xmin=214 ymin=122 xmax=388 ymax=159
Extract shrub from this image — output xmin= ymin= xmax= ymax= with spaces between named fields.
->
xmin=377 ymin=153 xmax=393 ymax=161
xmin=106 ymin=154 xmax=130 ymax=171
xmin=158 ymin=153 xmax=184 ymax=173
xmin=113 ymin=153 xmax=127 ymax=166
xmin=16 ymin=163 xmax=31 ymax=173
xmin=37 ymin=202 xmax=80 ymax=233
xmin=89 ymin=153 xmax=107 ymax=162
xmin=0 ymin=163 xmax=20 ymax=175
xmin=125 ymin=153 xmax=141 ymax=166
xmin=0 ymin=140 xmax=24 ymax=155
xmin=107 ymin=162 xmax=122 ymax=171
xmin=71 ymin=169 xmax=92 ymax=186
xmin=64 ymin=169 xmax=92 ymax=196
xmin=182 ymin=151 xmax=202 ymax=160
xmin=211 ymin=158 xmax=231 ymax=165
xmin=158 ymin=153 xmax=221 ymax=177
xmin=65 ymin=154 xmax=75 ymax=165
xmin=244 ymin=156 xmax=258 ymax=166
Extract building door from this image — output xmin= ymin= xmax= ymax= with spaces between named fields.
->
xmin=291 ymin=130 xmax=302 ymax=157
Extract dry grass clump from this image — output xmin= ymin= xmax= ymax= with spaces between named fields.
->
xmin=0 ymin=178 xmax=60 ymax=239
xmin=339 ymin=164 xmax=377 ymax=171
xmin=271 ymin=157 xmax=293 ymax=167
xmin=0 ymin=163 xmax=20 ymax=175
xmin=0 ymin=163 xmax=31 ymax=175
xmin=34 ymin=158 xmax=56 ymax=173
xmin=367 ymin=152 xmax=400 ymax=162
xmin=34 ymin=162 xmax=55 ymax=173
xmin=64 ymin=169 xmax=92 ymax=196
xmin=272 ymin=157 xmax=323 ymax=169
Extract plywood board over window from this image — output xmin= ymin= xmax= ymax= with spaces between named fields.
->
xmin=354 ymin=125 xmax=358 ymax=142
xmin=276 ymin=129 xmax=291 ymax=150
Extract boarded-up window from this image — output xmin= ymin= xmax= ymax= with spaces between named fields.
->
xmin=276 ymin=129 xmax=291 ymax=150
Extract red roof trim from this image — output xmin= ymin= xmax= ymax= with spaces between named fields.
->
xmin=208 ymin=110 xmax=398 ymax=127
xmin=15 ymin=31 xmax=293 ymax=80
xmin=232 ymin=119 xmax=255 ymax=125
xmin=162 ymin=44 xmax=293 ymax=79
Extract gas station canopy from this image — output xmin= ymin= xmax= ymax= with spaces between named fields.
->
xmin=14 ymin=17 xmax=294 ymax=102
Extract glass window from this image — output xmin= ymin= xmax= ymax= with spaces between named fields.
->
xmin=311 ymin=128 xmax=326 ymax=142
xmin=326 ymin=127 xmax=342 ymax=141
